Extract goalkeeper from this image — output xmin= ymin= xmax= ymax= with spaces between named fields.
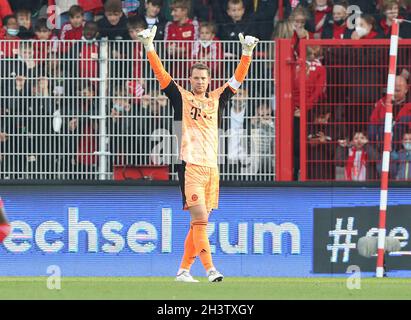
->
xmin=138 ymin=26 xmax=258 ymax=283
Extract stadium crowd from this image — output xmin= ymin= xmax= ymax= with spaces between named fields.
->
xmin=0 ymin=0 xmax=411 ymax=181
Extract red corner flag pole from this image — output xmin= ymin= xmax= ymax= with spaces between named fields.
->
xmin=376 ymin=19 xmax=400 ymax=278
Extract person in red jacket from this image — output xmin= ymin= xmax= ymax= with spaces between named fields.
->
xmin=293 ymin=45 xmax=327 ymax=112
xmin=164 ymin=0 xmax=199 ymax=79
xmin=59 ymin=5 xmax=85 ymax=53
xmin=165 ymin=0 xmax=199 ymax=53
xmin=321 ymin=0 xmax=349 ymax=39
xmin=0 ymin=0 xmax=13 ymax=33
xmin=369 ymin=75 xmax=411 ymax=150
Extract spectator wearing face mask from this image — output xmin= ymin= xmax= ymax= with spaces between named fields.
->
xmin=0 ymin=15 xmax=20 ymax=58
xmin=391 ymin=132 xmax=411 ymax=180
xmin=322 ymin=0 xmax=349 ymax=39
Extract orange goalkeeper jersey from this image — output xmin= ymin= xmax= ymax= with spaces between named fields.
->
xmin=147 ymin=50 xmax=251 ymax=168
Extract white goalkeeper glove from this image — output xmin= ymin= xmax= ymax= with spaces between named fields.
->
xmin=239 ymin=33 xmax=259 ymax=56
xmin=137 ymin=25 xmax=157 ymax=52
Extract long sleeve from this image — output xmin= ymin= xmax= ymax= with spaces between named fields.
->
xmin=147 ymin=50 xmax=173 ymax=90
xmin=227 ymin=55 xmax=252 ymax=92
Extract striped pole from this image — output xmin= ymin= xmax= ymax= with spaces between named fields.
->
xmin=376 ymin=19 xmax=400 ymax=278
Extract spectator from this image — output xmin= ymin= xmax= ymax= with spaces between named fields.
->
xmin=248 ymin=0 xmax=278 ymax=40
xmin=273 ymin=19 xmax=294 ymax=39
xmin=67 ymin=82 xmax=99 ymax=178
xmin=322 ymin=0 xmax=350 ymax=39
xmin=125 ymin=16 xmax=147 ymax=100
xmin=66 ymin=21 xmax=100 ymax=89
xmin=307 ymin=0 xmax=333 ymax=39
xmin=249 ymin=102 xmax=275 ymax=178
xmin=191 ymin=22 xmax=224 ymax=90
xmin=59 ymin=5 xmax=85 ymax=53
xmin=165 ymin=0 xmax=199 ymax=56
xmin=98 ymin=0 xmax=129 ymax=40
xmin=164 ymin=0 xmax=199 ymax=81
xmin=335 ymin=131 xmax=380 ymax=181
xmin=16 ymin=8 xmax=35 ymax=39
xmin=139 ymin=91 xmax=171 ymax=165
xmin=135 ymin=0 xmax=166 ymax=40
xmin=0 ymin=15 xmax=20 ymax=58
xmin=307 ymin=110 xmax=335 ymax=180
xmin=1 ymin=41 xmax=40 ymax=179
xmin=288 ymin=5 xmax=311 ymax=57
xmin=78 ymin=0 xmax=104 ymax=21
xmin=221 ymin=88 xmax=252 ymax=180
xmin=293 ymin=45 xmax=327 ymax=113
xmin=33 ymin=18 xmax=53 ymax=61
xmin=217 ymin=0 xmax=256 ymax=43
xmin=391 ymin=132 xmax=411 ymax=180
xmin=377 ymin=0 xmax=411 ymax=38
xmin=344 ymin=14 xmax=383 ymax=39
xmin=109 ymin=83 xmax=140 ymax=166
xmin=0 ymin=0 xmax=13 ymax=32
xmin=369 ymin=75 xmax=410 ymax=150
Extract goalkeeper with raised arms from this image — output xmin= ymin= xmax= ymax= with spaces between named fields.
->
xmin=138 ymin=26 xmax=258 ymax=283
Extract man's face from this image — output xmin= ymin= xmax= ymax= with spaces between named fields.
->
xmin=190 ymin=68 xmax=210 ymax=94
xmin=106 ymin=11 xmax=122 ymax=26
xmin=227 ymin=3 xmax=245 ymax=22
xmin=70 ymin=14 xmax=84 ymax=28
xmin=35 ymin=28 xmax=51 ymax=40
xmin=146 ymin=3 xmax=161 ymax=18
xmin=394 ymin=77 xmax=408 ymax=102
xmin=199 ymin=27 xmax=214 ymax=41
xmin=128 ymin=27 xmax=145 ymax=40
xmin=171 ymin=7 xmax=188 ymax=22
xmin=17 ymin=13 xmax=31 ymax=29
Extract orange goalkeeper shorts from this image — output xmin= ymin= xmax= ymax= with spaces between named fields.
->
xmin=178 ymin=161 xmax=219 ymax=212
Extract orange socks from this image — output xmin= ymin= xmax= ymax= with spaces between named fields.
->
xmin=191 ymin=220 xmax=214 ymax=271
xmin=179 ymin=224 xmax=196 ymax=271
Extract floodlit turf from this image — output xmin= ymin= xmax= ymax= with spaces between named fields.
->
xmin=0 ymin=277 xmax=411 ymax=300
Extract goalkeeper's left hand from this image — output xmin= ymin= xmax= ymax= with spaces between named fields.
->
xmin=239 ymin=33 xmax=259 ymax=56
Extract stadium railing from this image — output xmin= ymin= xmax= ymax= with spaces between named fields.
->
xmin=0 ymin=39 xmax=275 ymax=181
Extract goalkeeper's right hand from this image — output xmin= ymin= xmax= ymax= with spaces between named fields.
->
xmin=137 ymin=25 xmax=157 ymax=52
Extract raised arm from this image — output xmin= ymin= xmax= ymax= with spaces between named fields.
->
xmin=137 ymin=26 xmax=172 ymax=89
xmin=227 ymin=34 xmax=259 ymax=93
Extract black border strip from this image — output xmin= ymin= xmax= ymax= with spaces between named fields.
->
xmin=0 ymin=180 xmax=410 ymax=188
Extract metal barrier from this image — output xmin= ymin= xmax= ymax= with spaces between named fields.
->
xmin=297 ymin=39 xmax=411 ymax=181
xmin=0 ymin=39 xmax=275 ymax=181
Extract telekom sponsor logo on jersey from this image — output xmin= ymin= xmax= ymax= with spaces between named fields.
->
xmin=3 ymin=207 xmax=301 ymax=255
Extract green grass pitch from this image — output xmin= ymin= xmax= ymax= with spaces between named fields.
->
xmin=0 ymin=277 xmax=410 ymax=300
